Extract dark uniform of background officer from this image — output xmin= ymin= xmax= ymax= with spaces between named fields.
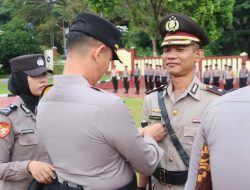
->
xmin=134 ymin=63 xmax=141 ymax=94
xmin=138 ymin=13 xmax=223 ymax=190
xmin=0 ymin=54 xmax=55 ymax=190
xmin=37 ymin=12 xmax=166 ymax=190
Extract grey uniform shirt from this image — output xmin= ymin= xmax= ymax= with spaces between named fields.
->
xmin=239 ymin=68 xmax=248 ymax=78
xmin=0 ymin=97 xmax=51 ymax=190
xmin=37 ymin=75 xmax=163 ymax=190
xmin=134 ymin=68 xmax=141 ymax=77
xmin=185 ymin=86 xmax=250 ymax=190
xmin=142 ymin=76 xmax=220 ymax=190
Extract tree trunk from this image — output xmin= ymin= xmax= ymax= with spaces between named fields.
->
xmin=151 ymin=36 xmax=158 ymax=57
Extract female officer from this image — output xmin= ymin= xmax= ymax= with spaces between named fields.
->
xmin=0 ymin=54 xmax=56 ymax=190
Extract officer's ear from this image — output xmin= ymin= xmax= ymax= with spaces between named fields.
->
xmin=93 ymin=44 xmax=111 ymax=64
xmin=195 ymin=49 xmax=204 ymax=62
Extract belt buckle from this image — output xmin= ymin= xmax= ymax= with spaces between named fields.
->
xmin=158 ymin=168 xmax=167 ymax=185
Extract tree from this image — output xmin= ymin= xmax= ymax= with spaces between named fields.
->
xmin=86 ymin=0 xmax=235 ymax=56
xmin=0 ymin=18 xmax=41 ymax=72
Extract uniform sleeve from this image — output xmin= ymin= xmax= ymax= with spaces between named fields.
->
xmin=184 ymin=118 xmax=206 ymax=189
xmin=142 ymin=96 xmax=151 ymax=123
xmin=99 ymin=99 xmax=163 ymax=176
xmin=0 ymin=117 xmax=31 ymax=181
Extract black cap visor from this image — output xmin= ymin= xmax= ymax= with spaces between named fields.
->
xmin=23 ymin=67 xmax=53 ymax=77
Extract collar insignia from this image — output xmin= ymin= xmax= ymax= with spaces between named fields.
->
xmin=166 ymin=16 xmax=179 ymax=32
xmin=191 ymin=83 xmax=199 ymax=95
xmin=21 ymin=104 xmax=31 ymax=114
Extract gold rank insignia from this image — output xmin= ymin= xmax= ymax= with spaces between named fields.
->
xmin=152 ymin=108 xmax=161 ymax=113
xmin=0 ymin=122 xmax=11 ymax=138
xmin=165 ymin=16 xmax=179 ymax=32
xmin=172 ymin=108 xmax=178 ymax=115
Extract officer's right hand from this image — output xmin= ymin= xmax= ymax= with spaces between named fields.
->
xmin=28 ymin=161 xmax=56 ymax=184
xmin=144 ymin=123 xmax=166 ymax=141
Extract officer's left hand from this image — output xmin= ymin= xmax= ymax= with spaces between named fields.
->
xmin=28 ymin=161 xmax=56 ymax=184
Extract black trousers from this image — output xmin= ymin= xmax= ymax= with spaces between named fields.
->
xmin=123 ymin=77 xmax=129 ymax=92
xmin=28 ymin=176 xmax=137 ymax=190
xmin=155 ymin=76 xmax=161 ymax=88
xmin=148 ymin=75 xmax=154 ymax=90
xmin=203 ymin=78 xmax=210 ymax=85
xmin=144 ymin=75 xmax=148 ymax=91
xmin=134 ymin=76 xmax=140 ymax=93
xmin=239 ymin=77 xmax=247 ymax=88
xmin=161 ymin=76 xmax=168 ymax=86
xmin=226 ymin=79 xmax=234 ymax=90
xmin=112 ymin=77 xmax=118 ymax=92
xmin=213 ymin=77 xmax=220 ymax=87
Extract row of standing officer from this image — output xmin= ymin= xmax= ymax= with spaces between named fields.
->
xmin=144 ymin=64 xmax=169 ymax=92
xmin=202 ymin=63 xmax=249 ymax=89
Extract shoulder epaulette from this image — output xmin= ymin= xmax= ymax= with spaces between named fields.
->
xmin=91 ymin=86 xmax=102 ymax=92
xmin=0 ymin=104 xmax=17 ymax=116
xmin=146 ymin=85 xmax=167 ymax=95
xmin=205 ymin=85 xmax=226 ymax=96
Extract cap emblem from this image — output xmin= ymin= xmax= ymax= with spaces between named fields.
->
xmin=165 ymin=16 xmax=179 ymax=32
xmin=37 ymin=57 xmax=45 ymax=66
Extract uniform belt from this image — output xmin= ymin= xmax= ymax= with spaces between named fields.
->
xmin=153 ymin=168 xmax=188 ymax=185
xmin=58 ymin=177 xmax=84 ymax=190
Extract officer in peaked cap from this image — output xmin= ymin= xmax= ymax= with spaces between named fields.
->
xmin=0 ymin=54 xmax=54 ymax=190
xmin=37 ymin=12 xmax=165 ymax=190
xmin=138 ymin=13 xmax=224 ymax=190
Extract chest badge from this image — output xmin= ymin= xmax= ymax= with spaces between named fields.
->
xmin=0 ymin=122 xmax=11 ymax=138
xmin=172 ymin=108 xmax=178 ymax=116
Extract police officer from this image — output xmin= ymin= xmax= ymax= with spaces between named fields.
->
xmin=185 ymin=38 xmax=250 ymax=190
xmin=138 ymin=13 xmax=224 ymax=190
xmin=144 ymin=63 xmax=149 ymax=92
xmin=212 ymin=63 xmax=221 ymax=87
xmin=154 ymin=65 xmax=161 ymax=88
xmin=134 ymin=63 xmax=141 ymax=94
xmin=148 ymin=64 xmax=155 ymax=90
xmin=203 ymin=65 xmax=211 ymax=85
xmin=122 ymin=65 xmax=130 ymax=93
xmin=111 ymin=65 xmax=119 ymax=93
xmin=239 ymin=62 xmax=248 ymax=88
xmin=0 ymin=54 xmax=55 ymax=190
xmin=224 ymin=65 xmax=235 ymax=90
xmin=161 ymin=65 xmax=169 ymax=86
xmin=36 ymin=12 xmax=165 ymax=190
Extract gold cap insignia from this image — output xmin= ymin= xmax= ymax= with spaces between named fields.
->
xmin=165 ymin=16 xmax=179 ymax=32
xmin=115 ymin=44 xmax=119 ymax=50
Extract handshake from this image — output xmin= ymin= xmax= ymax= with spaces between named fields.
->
xmin=138 ymin=123 xmax=166 ymax=142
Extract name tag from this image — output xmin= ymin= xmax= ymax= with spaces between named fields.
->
xmin=149 ymin=115 xmax=161 ymax=121
xmin=20 ymin=129 xmax=34 ymax=135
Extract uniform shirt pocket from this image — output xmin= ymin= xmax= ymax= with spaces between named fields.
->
xmin=19 ymin=133 xmax=39 ymax=146
xmin=183 ymin=125 xmax=198 ymax=153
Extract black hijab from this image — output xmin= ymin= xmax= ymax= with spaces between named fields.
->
xmin=8 ymin=72 xmax=39 ymax=113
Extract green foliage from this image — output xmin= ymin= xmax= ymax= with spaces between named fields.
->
xmin=123 ymin=97 xmax=143 ymax=128
xmin=0 ymin=17 xmax=41 ymax=72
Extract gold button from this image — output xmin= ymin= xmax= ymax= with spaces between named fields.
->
xmin=169 ymin=156 xmax=174 ymax=162
xmin=172 ymin=109 xmax=178 ymax=115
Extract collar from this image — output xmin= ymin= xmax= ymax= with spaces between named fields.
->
xmin=165 ymin=76 xmax=202 ymax=101
xmin=15 ymin=96 xmax=35 ymax=118
xmin=54 ymin=75 xmax=91 ymax=87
